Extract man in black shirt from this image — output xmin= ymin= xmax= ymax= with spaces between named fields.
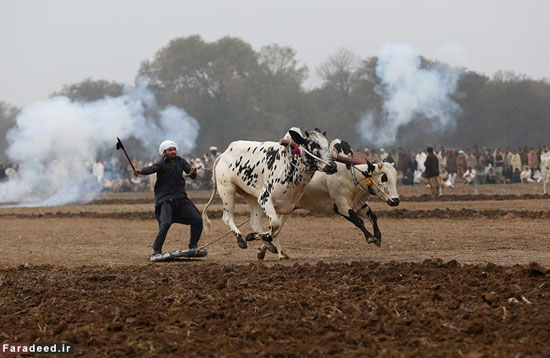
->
xmin=134 ymin=140 xmax=205 ymax=261
xmin=424 ymin=146 xmax=441 ymax=199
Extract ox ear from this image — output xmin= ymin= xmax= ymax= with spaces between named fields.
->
xmin=376 ymin=162 xmax=384 ymax=171
xmin=367 ymin=160 xmax=376 ymax=173
xmin=340 ymin=140 xmax=353 ymax=156
xmin=289 ymin=130 xmax=307 ymax=145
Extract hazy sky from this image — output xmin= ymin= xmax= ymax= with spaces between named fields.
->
xmin=1 ymin=0 xmax=548 ymax=107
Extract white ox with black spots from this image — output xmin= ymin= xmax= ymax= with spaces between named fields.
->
xmin=202 ymin=128 xmax=337 ymax=259
xmin=257 ymin=139 xmax=400 ymax=260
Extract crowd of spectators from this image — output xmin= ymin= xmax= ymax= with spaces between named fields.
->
xmin=366 ymin=145 xmax=550 ymax=190
xmin=0 ymin=146 xmax=220 ymax=193
xmin=2 ymin=145 xmax=549 ymax=194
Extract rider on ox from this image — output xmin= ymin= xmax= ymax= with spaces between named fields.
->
xmin=256 ymin=139 xmax=401 ymax=260
xmin=202 ymin=128 xmax=337 ymax=259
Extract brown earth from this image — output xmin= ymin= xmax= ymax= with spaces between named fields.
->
xmin=1 ymin=187 xmax=550 ymax=357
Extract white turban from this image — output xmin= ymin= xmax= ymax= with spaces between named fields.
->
xmin=159 ymin=140 xmax=178 ymax=155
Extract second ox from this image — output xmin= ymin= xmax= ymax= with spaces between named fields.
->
xmin=202 ymin=128 xmax=337 ymax=259
xmin=255 ymin=139 xmax=400 ymax=260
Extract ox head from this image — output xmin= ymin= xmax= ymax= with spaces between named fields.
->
xmin=288 ymin=128 xmax=337 ymax=175
xmin=370 ymin=162 xmax=400 ymax=206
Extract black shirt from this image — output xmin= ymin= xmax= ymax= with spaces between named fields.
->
xmin=141 ymin=156 xmax=192 ymax=207
xmin=424 ymin=153 xmax=440 ymax=178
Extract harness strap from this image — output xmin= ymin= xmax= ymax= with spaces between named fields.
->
xmin=350 ymin=164 xmax=394 ymax=202
xmin=352 ymin=165 xmax=375 ymax=195
xmin=300 ymin=146 xmax=333 ymax=167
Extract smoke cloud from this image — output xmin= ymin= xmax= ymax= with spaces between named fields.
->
xmin=358 ymin=43 xmax=462 ymax=146
xmin=0 ymin=77 xmax=199 ymax=206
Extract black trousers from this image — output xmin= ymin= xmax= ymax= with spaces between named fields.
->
xmin=153 ymin=197 xmax=203 ymax=252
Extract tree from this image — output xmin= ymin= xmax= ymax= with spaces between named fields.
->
xmin=0 ymin=101 xmax=20 ymax=160
xmin=51 ymin=78 xmax=124 ymax=102
xmin=311 ymin=49 xmax=370 ymax=146
xmin=139 ymin=35 xmax=310 ymax=153
xmin=317 ymin=48 xmax=359 ymax=101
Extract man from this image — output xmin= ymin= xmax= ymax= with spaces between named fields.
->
xmin=379 ymin=148 xmax=388 ymax=162
xmin=456 ymin=150 xmax=467 ymax=181
xmin=446 ymin=149 xmax=457 ymax=186
xmin=416 ymin=149 xmax=427 ymax=174
xmin=463 ymin=166 xmax=477 ymax=185
xmin=493 ymin=148 xmax=504 ymax=183
xmin=397 ymin=147 xmax=409 ymax=173
xmin=134 ymin=140 xmax=206 ymax=262
xmin=465 ymin=150 xmax=478 ymax=173
xmin=540 ymin=147 xmax=550 ymax=186
xmin=520 ymin=166 xmax=534 ymax=183
xmin=207 ymin=146 xmax=220 ymax=170
xmin=369 ymin=149 xmax=380 ymax=163
xmin=510 ymin=149 xmax=522 ymax=173
xmin=485 ymin=167 xmax=497 ymax=184
xmin=424 ymin=146 xmax=441 ymax=199
xmin=527 ymin=147 xmax=539 ymax=180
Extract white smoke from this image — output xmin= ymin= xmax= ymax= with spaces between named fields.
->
xmin=358 ymin=43 xmax=462 ymax=146
xmin=0 ymin=76 xmax=199 ymax=206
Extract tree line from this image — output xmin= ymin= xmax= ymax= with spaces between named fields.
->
xmin=2 ymin=35 xmax=550 ymax=158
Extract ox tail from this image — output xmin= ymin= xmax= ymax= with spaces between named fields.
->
xmin=202 ymin=155 xmax=221 ymax=234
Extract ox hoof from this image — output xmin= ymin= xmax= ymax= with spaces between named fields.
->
xmin=237 ymin=238 xmax=248 ymax=249
xmin=278 ymin=252 xmax=289 ymax=260
xmin=257 ymin=247 xmax=267 ymax=261
xmin=366 ymin=236 xmax=381 ymax=247
xmin=246 ymin=233 xmax=257 ymax=242
xmin=264 ymin=242 xmax=278 ymax=254
xmin=261 ymin=234 xmax=273 ymax=243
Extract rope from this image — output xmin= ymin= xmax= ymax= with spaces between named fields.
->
xmin=199 ymin=217 xmax=251 ymax=250
xmin=350 ymin=163 xmax=394 ymax=202
xmin=300 ymin=146 xmax=333 ymax=167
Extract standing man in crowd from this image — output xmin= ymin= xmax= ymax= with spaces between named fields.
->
xmin=510 ymin=149 xmax=522 ymax=174
xmin=540 ymin=147 xmax=550 ymax=191
xmin=465 ymin=150 xmax=478 ymax=175
xmin=424 ymin=146 xmax=441 ymax=199
xmin=134 ymin=140 xmax=206 ymax=262
xmin=527 ymin=147 xmax=540 ymax=180
xmin=494 ymin=148 xmax=505 ymax=183
xmin=208 ymin=146 xmax=220 ymax=170
xmin=446 ymin=149 xmax=457 ymax=187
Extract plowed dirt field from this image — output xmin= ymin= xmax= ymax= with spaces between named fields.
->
xmin=1 ymin=185 xmax=549 ymax=357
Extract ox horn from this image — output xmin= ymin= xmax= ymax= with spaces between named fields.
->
xmin=279 ymin=138 xmax=298 ymax=147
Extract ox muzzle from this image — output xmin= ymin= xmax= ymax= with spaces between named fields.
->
xmin=323 ymin=161 xmax=338 ymax=175
xmin=386 ymin=198 xmax=400 ymax=207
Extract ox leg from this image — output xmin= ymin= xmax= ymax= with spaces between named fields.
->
xmin=218 ymin=184 xmax=247 ymax=249
xmin=244 ymin=196 xmax=263 ymax=242
xmin=242 ymin=197 xmax=280 ymax=258
xmin=361 ymin=203 xmax=382 ymax=245
xmin=258 ymin=197 xmax=289 ymax=259
xmin=259 ymin=215 xmax=289 ymax=260
xmin=333 ymin=203 xmax=379 ymax=247
xmin=257 ymin=244 xmax=268 ymax=260
xmin=270 ymin=215 xmax=290 ymax=260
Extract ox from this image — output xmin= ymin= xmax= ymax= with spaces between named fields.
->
xmin=256 ymin=139 xmax=400 ymax=260
xmin=202 ymin=128 xmax=337 ymax=259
